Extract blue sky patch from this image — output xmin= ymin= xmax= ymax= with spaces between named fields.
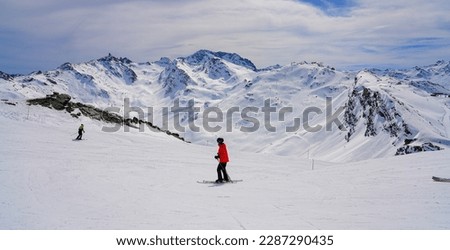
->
xmin=298 ymin=0 xmax=354 ymax=15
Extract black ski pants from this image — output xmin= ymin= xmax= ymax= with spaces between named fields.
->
xmin=217 ymin=162 xmax=229 ymax=182
xmin=76 ymin=130 xmax=83 ymax=140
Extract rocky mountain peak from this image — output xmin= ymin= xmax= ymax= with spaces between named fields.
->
xmin=0 ymin=70 xmax=13 ymax=81
xmin=183 ymin=50 xmax=257 ymax=71
xmin=97 ymin=53 xmax=133 ymax=64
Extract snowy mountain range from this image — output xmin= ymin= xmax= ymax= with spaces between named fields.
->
xmin=1 ymin=50 xmax=449 ymax=162
xmin=2 ymin=50 xmax=450 ymax=230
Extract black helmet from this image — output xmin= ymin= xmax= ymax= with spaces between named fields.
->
xmin=217 ymin=137 xmax=224 ymax=144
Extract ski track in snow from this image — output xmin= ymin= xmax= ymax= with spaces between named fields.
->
xmin=1 ymin=103 xmax=450 ymax=229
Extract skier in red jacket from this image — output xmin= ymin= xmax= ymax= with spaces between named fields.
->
xmin=214 ymin=137 xmax=230 ymax=183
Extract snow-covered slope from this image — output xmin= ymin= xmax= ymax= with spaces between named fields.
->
xmin=1 ymin=51 xmax=449 ymax=162
xmin=1 ymin=102 xmax=450 ymax=229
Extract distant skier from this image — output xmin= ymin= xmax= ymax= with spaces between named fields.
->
xmin=214 ymin=137 xmax=230 ymax=183
xmin=75 ymin=124 xmax=85 ymax=140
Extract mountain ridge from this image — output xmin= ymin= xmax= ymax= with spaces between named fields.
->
xmin=1 ymin=50 xmax=449 ymax=162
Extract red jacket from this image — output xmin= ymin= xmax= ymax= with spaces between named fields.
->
xmin=217 ymin=143 xmax=229 ymax=163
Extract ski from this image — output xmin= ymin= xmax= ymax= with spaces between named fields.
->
xmin=197 ymin=180 xmax=243 ymax=184
xmin=432 ymin=176 xmax=450 ymax=183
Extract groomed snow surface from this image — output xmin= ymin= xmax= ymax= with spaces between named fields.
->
xmin=1 ymin=102 xmax=450 ymax=229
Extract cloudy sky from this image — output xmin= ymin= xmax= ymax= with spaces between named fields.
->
xmin=1 ymin=0 xmax=450 ymax=74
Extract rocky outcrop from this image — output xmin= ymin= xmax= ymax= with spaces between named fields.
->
xmin=124 ymin=117 xmax=185 ymax=141
xmin=395 ymin=142 xmax=442 ymax=155
xmin=27 ymin=92 xmax=72 ymax=111
xmin=27 ymin=92 xmax=187 ymax=142
xmin=344 ymin=86 xmax=411 ymax=142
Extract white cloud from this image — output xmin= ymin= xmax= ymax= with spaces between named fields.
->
xmin=1 ymin=0 xmax=450 ymax=73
